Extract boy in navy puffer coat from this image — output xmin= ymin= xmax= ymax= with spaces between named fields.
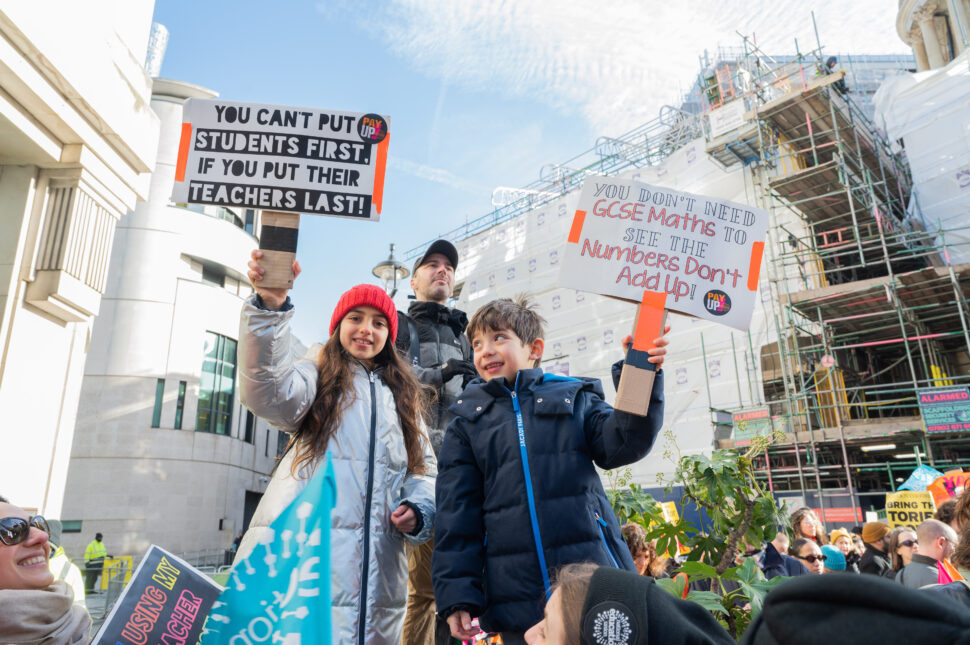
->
xmin=432 ymin=296 xmax=669 ymax=643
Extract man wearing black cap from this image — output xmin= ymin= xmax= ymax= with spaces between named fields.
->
xmin=396 ymin=239 xmax=475 ymax=645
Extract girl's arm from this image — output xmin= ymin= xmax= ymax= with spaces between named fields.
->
xmin=396 ymin=425 xmax=437 ymax=544
xmin=238 ymin=296 xmax=318 ymax=433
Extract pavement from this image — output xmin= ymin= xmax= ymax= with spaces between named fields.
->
xmin=80 ymin=590 xmax=110 ymax=637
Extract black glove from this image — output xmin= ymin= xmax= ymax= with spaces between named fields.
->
xmin=440 ymin=358 xmax=477 ymax=383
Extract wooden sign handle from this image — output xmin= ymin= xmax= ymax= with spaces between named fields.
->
xmin=258 ymin=211 xmax=300 ymax=289
xmin=615 ymin=290 xmax=668 ymax=416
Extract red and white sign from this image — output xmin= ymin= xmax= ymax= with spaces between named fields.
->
xmin=558 ymin=175 xmax=769 ymax=330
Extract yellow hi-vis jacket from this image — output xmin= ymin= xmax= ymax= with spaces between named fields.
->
xmin=84 ymin=539 xmax=106 ymax=564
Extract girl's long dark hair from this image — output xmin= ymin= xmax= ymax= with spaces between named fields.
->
xmin=290 ymin=323 xmax=429 ymax=478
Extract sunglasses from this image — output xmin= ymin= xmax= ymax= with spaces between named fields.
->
xmin=0 ymin=515 xmax=50 ymax=546
xmin=899 ymin=540 xmax=917 ymax=548
xmin=797 ymin=553 xmax=828 ymax=564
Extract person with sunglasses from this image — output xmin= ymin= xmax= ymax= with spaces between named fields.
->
xmin=887 ymin=527 xmax=918 ymax=580
xmin=790 ymin=537 xmax=826 ymax=575
xmin=897 ymin=519 xmax=957 ymax=589
xmin=0 ymin=495 xmax=91 ymax=644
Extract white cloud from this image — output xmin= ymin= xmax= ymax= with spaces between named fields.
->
xmin=388 ymin=156 xmax=490 ymax=193
xmin=360 ymin=0 xmax=911 ymax=135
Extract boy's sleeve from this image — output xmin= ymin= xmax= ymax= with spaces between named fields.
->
xmin=432 ymin=419 xmax=486 ymax=618
xmin=397 ymin=425 xmax=437 ymax=544
xmin=583 ymin=361 xmax=665 ymax=469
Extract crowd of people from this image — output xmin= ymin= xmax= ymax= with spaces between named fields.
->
xmin=619 ymin=500 xmax=969 ymax=591
xmin=2 ymin=238 xmax=970 ymax=645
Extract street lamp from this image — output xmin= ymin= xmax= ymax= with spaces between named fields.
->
xmin=372 ymin=243 xmax=409 ymax=297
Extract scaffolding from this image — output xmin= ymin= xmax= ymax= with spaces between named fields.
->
xmin=402 ymin=18 xmax=967 ymax=521
xmin=403 ymin=105 xmax=704 ymax=262
xmin=708 ymin=29 xmax=970 ymax=521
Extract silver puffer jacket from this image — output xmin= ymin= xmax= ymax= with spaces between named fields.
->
xmin=235 ymin=297 xmax=436 ymax=645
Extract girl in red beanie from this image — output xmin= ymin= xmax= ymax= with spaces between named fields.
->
xmin=238 ymin=251 xmax=435 ymax=645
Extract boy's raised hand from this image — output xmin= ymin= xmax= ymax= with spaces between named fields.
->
xmin=247 ymin=249 xmax=300 ymax=311
xmin=447 ymin=610 xmax=479 ymax=640
xmin=622 ymin=324 xmax=671 ymax=368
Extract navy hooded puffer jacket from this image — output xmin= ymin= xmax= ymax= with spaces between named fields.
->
xmin=432 ymin=362 xmax=664 ymax=634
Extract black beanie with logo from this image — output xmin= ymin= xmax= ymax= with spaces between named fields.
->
xmin=579 ymin=567 xmax=734 ymax=645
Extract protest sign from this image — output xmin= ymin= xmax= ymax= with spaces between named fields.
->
xmin=171 ymin=99 xmax=390 ymax=288
xmin=202 ymin=453 xmax=336 ymax=645
xmin=172 ymin=99 xmax=389 ymax=220
xmin=658 ymin=501 xmax=691 ymax=556
xmin=917 ymin=386 xmax=970 ymax=433
xmin=927 ymin=470 xmax=970 ymax=506
xmin=558 ymin=174 xmax=768 ymax=414
xmin=884 ymin=490 xmax=936 ymax=528
xmin=91 ymin=545 xmax=222 ymax=645
xmin=560 ymin=175 xmax=769 ymax=331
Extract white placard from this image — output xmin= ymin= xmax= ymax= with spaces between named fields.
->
xmin=708 ymin=100 xmax=748 ymax=139
xmin=558 ymin=175 xmax=769 ymax=330
xmin=171 ymin=99 xmax=390 ymax=220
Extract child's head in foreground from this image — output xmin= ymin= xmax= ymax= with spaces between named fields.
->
xmin=466 ymin=296 xmax=547 ymax=382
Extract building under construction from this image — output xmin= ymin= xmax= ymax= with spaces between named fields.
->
xmin=404 ymin=30 xmax=968 ymax=522
xmin=704 ymin=38 xmax=970 ymax=521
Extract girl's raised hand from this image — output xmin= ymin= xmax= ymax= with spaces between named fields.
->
xmin=390 ymin=504 xmax=417 ymax=534
xmin=248 ymin=249 xmax=300 ymax=311
xmin=621 ymin=324 xmax=671 ymax=368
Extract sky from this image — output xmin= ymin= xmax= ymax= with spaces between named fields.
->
xmin=151 ymin=0 xmax=909 ymax=343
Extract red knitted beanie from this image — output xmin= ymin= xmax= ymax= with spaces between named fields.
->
xmin=329 ymin=284 xmax=398 ymax=343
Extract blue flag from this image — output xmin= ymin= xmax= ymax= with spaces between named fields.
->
xmin=899 ymin=464 xmax=945 ymax=491
xmin=202 ymin=454 xmax=336 ymax=644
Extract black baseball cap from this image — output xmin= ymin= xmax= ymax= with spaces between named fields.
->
xmin=412 ymin=239 xmax=459 ymax=274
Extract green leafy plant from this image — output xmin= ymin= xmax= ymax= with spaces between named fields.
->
xmin=605 ymin=424 xmax=790 ymax=640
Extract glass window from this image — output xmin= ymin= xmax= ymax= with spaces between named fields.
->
xmin=174 ymin=381 xmax=187 ymax=430
xmin=216 ymin=207 xmax=244 ymax=229
xmin=196 ymin=332 xmax=237 ymax=435
xmin=244 ymin=410 xmax=255 ymax=444
xmin=245 ymin=209 xmax=256 ymax=235
xmin=151 ymin=378 xmax=165 ymax=428
xmin=277 ymin=430 xmax=289 ymax=458
xmin=61 ymin=520 xmax=82 ymax=533
xmin=201 ymin=265 xmax=225 ymax=287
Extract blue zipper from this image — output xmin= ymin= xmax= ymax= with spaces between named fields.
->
xmin=594 ymin=512 xmax=620 ymax=568
xmin=507 ymin=377 xmax=551 ymax=597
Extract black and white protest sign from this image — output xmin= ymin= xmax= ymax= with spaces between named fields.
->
xmin=91 ymin=545 xmax=223 ymax=645
xmin=171 ymin=100 xmax=390 ymax=221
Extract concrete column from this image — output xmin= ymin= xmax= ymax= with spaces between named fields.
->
xmin=947 ymin=0 xmax=970 ymax=52
xmin=908 ymin=28 xmax=932 ymax=70
xmin=915 ymin=5 xmax=947 ymax=68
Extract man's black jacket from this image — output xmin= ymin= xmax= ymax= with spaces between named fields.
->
xmin=859 ymin=543 xmax=892 ymax=577
xmin=395 ymin=300 xmax=471 ymax=455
